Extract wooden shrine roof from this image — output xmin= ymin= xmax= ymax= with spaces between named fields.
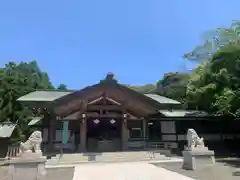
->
xmin=17 ymin=73 xmax=184 ymax=117
xmin=17 ymin=90 xmax=72 ymax=102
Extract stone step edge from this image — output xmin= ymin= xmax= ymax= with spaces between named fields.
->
xmin=58 ymin=157 xmax=168 ymax=162
xmin=58 ymin=155 xmax=164 ymax=158
xmin=57 ymin=154 xmax=165 ymax=158
xmin=59 ymin=156 xmax=167 ymax=161
xmin=46 ymin=158 xmax=183 ymax=169
xmin=59 ymin=156 xmax=168 ymax=160
xmin=59 ymin=154 xmax=167 ymax=157
xmin=56 ymin=152 xmax=167 ymax=156
xmin=58 ymin=157 xmax=171 ymax=165
xmin=59 ymin=156 xmax=171 ymax=161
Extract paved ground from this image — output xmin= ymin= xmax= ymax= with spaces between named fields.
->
xmin=73 ymin=162 xmax=194 ymax=180
xmin=43 ymin=167 xmax=74 ymax=180
xmin=0 ymin=166 xmax=75 ymax=180
xmin=1 ymin=159 xmax=240 ymax=180
xmin=152 ymin=159 xmax=240 ymax=180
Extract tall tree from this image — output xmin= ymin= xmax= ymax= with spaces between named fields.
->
xmin=0 ymin=61 xmax=54 ymax=143
xmin=57 ymin=84 xmax=68 ymax=90
xmin=184 ymin=21 xmax=240 ymax=62
xmin=186 ymin=44 xmax=240 ymax=116
xmin=156 ymin=72 xmax=189 ymax=103
xmin=126 ymin=84 xmax=157 ymax=94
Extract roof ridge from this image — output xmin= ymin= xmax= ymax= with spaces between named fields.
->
xmin=33 ymin=89 xmax=77 ymax=92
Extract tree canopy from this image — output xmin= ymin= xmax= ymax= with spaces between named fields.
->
xmin=185 ymin=21 xmax=240 ymax=117
xmin=0 ymin=61 xmax=66 ymax=143
xmin=126 ymin=72 xmax=189 ymax=103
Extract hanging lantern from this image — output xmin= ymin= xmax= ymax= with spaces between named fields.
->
xmin=93 ymin=119 xmax=100 ymax=124
xmin=110 ymin=119 xmax=116 ymax=124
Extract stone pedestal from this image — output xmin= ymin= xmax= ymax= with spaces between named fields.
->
xmin=182 ymin=148 xmax=215 ymax=170
xmin=8 ymin=153 xmax=47 ymax=180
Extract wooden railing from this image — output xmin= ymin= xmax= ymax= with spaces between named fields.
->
xmin=127 ymin=140 xmax=176 ymax=150
xmin=148 ymin=141 xmax=173 ymax=149
xmin=5 ymin=145 xmax=20 ymax=159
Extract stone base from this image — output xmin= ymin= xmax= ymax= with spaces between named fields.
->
xmin=182 ymin=149 xmax=215 ymax=170
xmin=8 ymin=152 xmax=47 ymax=180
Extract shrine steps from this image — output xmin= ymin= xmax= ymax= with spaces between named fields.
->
xmin=47 ymin=151 xmax=170 ymax=165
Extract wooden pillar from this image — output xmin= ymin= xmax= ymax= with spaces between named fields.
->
xmin=80 ymin=115 xmax=87 ymax=152
xmin=121 ymin=116 xmax=128 ymax=151
xmin=142 ymin=119 xmax=147 ymax=148
xmin=48 ymin=116 xmax=56 ymax=153
xmin=47 ymin=122 xmax=55 ymax=153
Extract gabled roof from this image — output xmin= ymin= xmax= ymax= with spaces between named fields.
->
xmin=17 ymin=91 xmax=72 ymax=102
xmin=158 ymin=110 xmax=208 ymax=117
xmin=0 ymin=123 xmax=16 ymax=138
xmin=28 ymin=117 xmax=43 ymax=125
xmin=144 ymin=94 xmax=181 ymax=104
xmin=17 ymin=73 xmax=185 ymax=117
xmin=17 ymin=91 xmax=181 ymax=105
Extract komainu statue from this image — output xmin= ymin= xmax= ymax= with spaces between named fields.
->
xmin=18 ymin=131 xmax=42 ymax=155
xmin=186 ymin=128 xmax=205 ymax=150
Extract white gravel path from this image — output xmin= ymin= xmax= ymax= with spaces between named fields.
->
xmin=73 ymin=162 xmax=195 ymax=180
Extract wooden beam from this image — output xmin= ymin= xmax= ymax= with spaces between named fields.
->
xmin=88 ymin=96 xmax=103 ymax=105
xmin=77 ymin=100 xmax=88 ymax=119
xmin=87 ymin=105 xmax=122 ymax=111
xmin=54 ymin=99 xmax=82 ymax=115
xmin=106 ymin=97 xmax=121 ymax=106
xmin=62 ymin=112 xmax=124 ymax=120
xmin=87 ymin=113 xmax=122 ymax=118
xmin=105 ymin=87 xmax=157 ymax=115
xmin=106 ymin=96 xmax=148 ymax=117
xmin=103 ymin=93 xmax=107 ymax=105
xmin=63 ymin=111 xmax=80 ymax=120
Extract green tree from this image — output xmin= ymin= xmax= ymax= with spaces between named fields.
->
xmin=186 ymin=44 xmax=240 ymax=116
xmin=184 ymin=20 xmax=240 ymax=62
xmin=124 ymin=73 xmax=189 ymax=103
xmin=156 ymin=72 xmax=189 ymax=103
xmin=57 ymin=84 xmax=68 ymax=90
xmin=183 ymin=20 xmax=240 ymax=116
xmin=126 ymin=84 xmax=157 ymax=94
xmin=0 ymin=61 xmax=54 ymax=143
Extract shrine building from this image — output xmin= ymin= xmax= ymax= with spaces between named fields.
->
xmin=15 ymin=73 xmax=239 ymax=155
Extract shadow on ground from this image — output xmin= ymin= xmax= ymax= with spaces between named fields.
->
xmin=152 ymin=160 xmax=240 ymax=180
xmin=217 ymin=159 xmax=240 ymax=177
xmin=217 ymin=158 xmax=240 ymax=168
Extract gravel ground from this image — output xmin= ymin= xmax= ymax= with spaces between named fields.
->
xmin=0 ymin=166 xmax=74 ymax=180
xmin=152 ymin=159 xmax=240 ymax=180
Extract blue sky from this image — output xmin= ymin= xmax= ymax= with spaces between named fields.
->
xmin=0 ymin=1 xmax=239 ymax=89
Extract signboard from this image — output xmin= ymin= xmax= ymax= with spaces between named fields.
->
xmin=62 ymin=121 xmax=69 ymax=145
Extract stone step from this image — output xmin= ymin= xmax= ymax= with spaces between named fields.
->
xmin=45 ymin=156 xmax=60 ymax=165
xmin=59 ymin=152 xmax=164 ymax=158
xmin=95 ymin=155 xmax=167 ymax=162
xmin=59 ymin=151 xmax=160 ymax=157
xmin=56 ymin=152 xmax=169 ymax=165
xmin=58 ymin=156 xmax=169 ymax=165
xmin=58 ymin=155 xmax=156 ymax=162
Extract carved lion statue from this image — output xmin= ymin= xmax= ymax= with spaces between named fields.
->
xmin=18 ymin=131 xmax=42 ymax=155
xmin=187 ymin=128 xmax=205 ymax=150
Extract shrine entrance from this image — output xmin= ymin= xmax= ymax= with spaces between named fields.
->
xmin=87 ymin=118 xmax=122 ymax=152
